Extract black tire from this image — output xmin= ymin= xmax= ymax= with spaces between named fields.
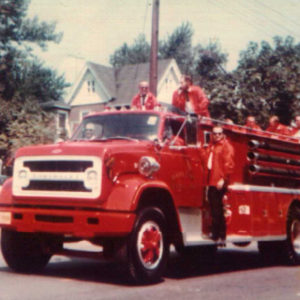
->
xmin=126 ymin=207 xmax=169 ymax=284
xmin=177 ymin=245 xmax=217 ymax=264
xmin=283 ymin=207 xmax=300 ymax=265
xmin=1 ymin=229 xmax=51 ymax=273
xmin=258 ymin=207 xmax=300 ymax=265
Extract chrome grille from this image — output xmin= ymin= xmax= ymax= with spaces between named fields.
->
xmin=13 ymin=155 xmax=102 ymax=199
xmin=23 ymin=160 xmax=93 ymax=172
xmin=23 ymin=181 xmax=91 ymax=192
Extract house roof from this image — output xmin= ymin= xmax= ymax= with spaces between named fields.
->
xmin=86 ymin=61 xmax=116 ymax=98
xmin=41 ymin=100 xmax=70 ymax=111
xmin=114 ymin=58 xmax=174 ymax=105
xmin=67 ymin=58 xmax=178 ymax=106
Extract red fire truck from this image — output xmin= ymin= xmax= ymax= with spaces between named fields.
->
xmin=0 ymin=108 xmax=299 ymax=283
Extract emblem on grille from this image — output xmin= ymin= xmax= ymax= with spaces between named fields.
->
xmin=52 ymin=149 xmax=62 ymax=154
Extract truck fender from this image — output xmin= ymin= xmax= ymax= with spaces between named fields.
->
xmin=104 ymin=175 xmax=176 ymax=212
xmin=0 ymin=178 xmax=13 ymax=204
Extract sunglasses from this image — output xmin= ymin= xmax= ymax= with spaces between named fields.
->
xmin=212 ymin=132 xmax=223 ymax=135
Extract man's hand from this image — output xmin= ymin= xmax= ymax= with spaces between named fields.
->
xmin=216 ymin=178 xmax=225 ymax=190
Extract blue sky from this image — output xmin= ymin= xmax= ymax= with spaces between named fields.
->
xmin=27 ymin=0 xmax=300 ymax=73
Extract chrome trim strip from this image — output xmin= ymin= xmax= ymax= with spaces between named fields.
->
xmin=227 ymin=234 xmax=286 ymax=242
xmin=228 ymin=183 xmax=300 ymax=195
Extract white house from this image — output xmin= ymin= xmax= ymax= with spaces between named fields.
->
xmin=66 ymin=59 xmax=182 ymax=132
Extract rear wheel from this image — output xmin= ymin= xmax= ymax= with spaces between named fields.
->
xmin=283 ymin=207 xmax=300 ymax=264
xmin=1 ymin=229 xmax=51 ymax=273
xmin=258 ymin=207 xmax=300 ymax=265
xmin=126 ymin=207 xmax=169 ymax=284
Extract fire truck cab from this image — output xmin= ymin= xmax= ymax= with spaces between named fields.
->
xmin=0 ymin=108 xmax=299 ymax=283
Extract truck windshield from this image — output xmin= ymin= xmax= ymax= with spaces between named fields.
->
xmin=71 ymin=113 xmax=160 ymax=141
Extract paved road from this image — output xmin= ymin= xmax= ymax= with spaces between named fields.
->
xmin=0 ymin=241 xmax=300 ymax=300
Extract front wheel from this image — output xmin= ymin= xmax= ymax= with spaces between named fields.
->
xmin=126 ymin=207 xmax=169 ymax=284
xmin=1 ymin=229 xmax=51 ymax=273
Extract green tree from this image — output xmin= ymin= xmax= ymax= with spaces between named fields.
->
xmin=110 ymin=23 xmax=195 ymax=72
xmin=0 ymin=95 xmax=55 ymax=155
xmin=159 ymin=22 xmax=194 ymax=73
xmin=0 ymin=0 xmax=65 ymax=101
xmin=109 ymin=34 xmax=150 ymax=68
xmin=235 ymin=36 xmax=300 ymax=126
xmin=0 ymin=0 xmax=68 ymax=160
xmin=202 ymin=36 xmax=300 ymax=127
xmin=194 ymin=40 xmax=228 ymax=81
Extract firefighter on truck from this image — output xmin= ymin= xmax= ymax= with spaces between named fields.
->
xmin=0 ymin=107 xmax=299 ymax=284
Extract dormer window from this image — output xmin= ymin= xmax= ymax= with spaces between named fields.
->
xmin=87 ymin=80 xmax=95 ymax=93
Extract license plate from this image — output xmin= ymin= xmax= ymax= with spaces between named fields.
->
xmin=0 ymin=212 xmax=11 ymax=225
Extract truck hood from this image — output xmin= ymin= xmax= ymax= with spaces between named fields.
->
xmin=15 ymin=140 xmax=154 ymax=158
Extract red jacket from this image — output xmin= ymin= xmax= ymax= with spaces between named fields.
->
xmin=290 ymin=127 xmax=300 ymax=137
xmin=266 ymin=123 xmax=291 ymax=136
xmin=245 ymin=123 xmax=262 ymax=131
xmin=201 ymin=138 xmax=235 ymax=186
xmin=131 ymin=92 xmax=158 ymax=110
xmin=172 ymin=85 xmax=210 ymax=117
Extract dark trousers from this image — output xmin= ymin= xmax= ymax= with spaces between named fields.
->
xmin=208 ymin=186 xmax=226 ymax=240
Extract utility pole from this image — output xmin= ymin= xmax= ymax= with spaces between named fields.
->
xmin=149 ymin=0 xmax=159 ymax=96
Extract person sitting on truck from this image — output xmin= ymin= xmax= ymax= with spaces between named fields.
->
xmin=291 ymin=115 xmax=300 ymax=138
xmin=200 ymin=125 xmax=235 ymax=244
xmin=245 ymin=116 xmax=262 ymax=131
xmin=162 ymin=122 xmax=185 ymax=146
xmin=84 ymin=123 xmax=103 ymax=140
xmin=172 ymin=74 xmax=210 ymax=118
xmin=266 ymin=116 xmax=291 ymax=136
xmin=131 ymin=81 xmax=158 ymax=110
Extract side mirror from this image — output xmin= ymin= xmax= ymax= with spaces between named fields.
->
xmin=153 ymin=139 xmax=162 ymax=151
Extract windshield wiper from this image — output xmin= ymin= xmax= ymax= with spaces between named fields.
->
xmin=104 ymin=136 xmax=139 ymax=142
xmin=72 ymin=136 xmax=139 ymax=142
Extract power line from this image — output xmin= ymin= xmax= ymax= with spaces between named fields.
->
xmin=253 ymin=0 xmax=300 ymax=29
xmin=212 ymin=0 xmax=300 ymax=43
xmin=134 ymin=0 xmax=151 ymax=80
xmin=142 ymin=0 xmax=151 ymax=35
xmin=210 ymin=0 xmax=277 ymax=39
xmin=235 ymin=1 xmax=299 ymax=38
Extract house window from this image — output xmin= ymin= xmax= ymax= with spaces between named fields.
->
xmin=87 ymin=80 xmax=95 ymax=93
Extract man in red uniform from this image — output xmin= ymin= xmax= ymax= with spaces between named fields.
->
xmin=131 ymin=81 xmax=158 ymax=110
xmin=201 ymin=125 xmax=235 ymax=244
xmin=266 ymin=116 xmax=291 ymax=135
xmin=172 ymin=75 xmax=210 ymax=117
xmin=245 ymin=116 xmax=261 ymax=131
xmin=291 ymin=115 xmax=300 ymax=137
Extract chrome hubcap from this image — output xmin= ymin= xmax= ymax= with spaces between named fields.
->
xmin=291 ymin=220 xmax=300 ymax=255
xmin=137 ymin=221 xmax=163 ymax=270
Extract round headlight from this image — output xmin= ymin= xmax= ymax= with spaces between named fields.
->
xmin=87 ymin=170 xmax=97 ymax=181
xmin=84 ymin=169 xmax=98 ymax=189
xmin=18 ymin=169 xmax=28 ymax=179
xmin=17 ymin=169 xmax=30 ymax=188
xmin=138 ymin=157 xmax=160 ymax=177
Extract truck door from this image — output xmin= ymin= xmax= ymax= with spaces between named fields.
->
xmin=160 ymin=117 xmax=204 ymax=207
